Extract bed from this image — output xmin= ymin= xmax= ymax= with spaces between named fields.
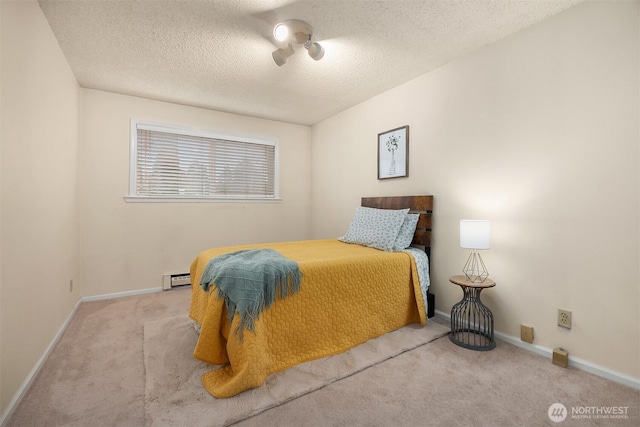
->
xmin=188 ymin=195 xmax=433 ymax=398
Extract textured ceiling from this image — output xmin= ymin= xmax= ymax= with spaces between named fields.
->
xmin=38 ymin=0 xmax=584 ymax=126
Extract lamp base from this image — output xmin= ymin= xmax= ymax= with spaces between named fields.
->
xmin=463 ymin=251 xmax=489 ymax=283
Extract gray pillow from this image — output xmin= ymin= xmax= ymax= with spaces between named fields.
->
xmin=393 ymin=213 xmax=419 ymax=251
xmin=339 ymin=207 xmax=410 ymax=251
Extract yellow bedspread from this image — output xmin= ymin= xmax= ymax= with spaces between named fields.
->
xmin=189 ymin=239 xmax=427 ymax=398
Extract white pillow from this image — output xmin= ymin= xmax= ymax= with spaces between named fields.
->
xmin=393 ymin=213 xmax=419 ymax=251
xmin=339 ymin=207 xmax=410 ymax=251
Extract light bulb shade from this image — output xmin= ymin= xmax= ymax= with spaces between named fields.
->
xmin=273 ymin=23 xmax=289 ymax=42
xmin=273 ymin=19 xmax=313 ymax=45
xmin=306 ymin=41 xmax=325 ymax=60
xmin=460 ymin=220 xmax=490 ymax=249
xmin=272 ymin=45 xmax=295 ymax=66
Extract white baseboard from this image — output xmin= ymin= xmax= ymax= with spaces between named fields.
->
xmin=0 ymin=287 xmax=164 ymax=427
xmin=81 ymin=286 xmax=163 ymax=302
xmin=434 ymin=309 xmax=640 ymax=391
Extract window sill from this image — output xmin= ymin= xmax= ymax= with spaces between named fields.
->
xmin=123 ymin=196 xmax=283 ymax=203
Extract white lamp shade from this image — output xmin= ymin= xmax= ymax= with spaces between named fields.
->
xmin=460 ymin=220 xmax=491 ymax=249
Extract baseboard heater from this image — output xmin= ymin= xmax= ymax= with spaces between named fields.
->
xmin=163 ymin=273 xmax=191 ymax=290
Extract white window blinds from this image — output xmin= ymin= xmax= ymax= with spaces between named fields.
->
xmin=129 ymin=122 xmax=277 ymax=201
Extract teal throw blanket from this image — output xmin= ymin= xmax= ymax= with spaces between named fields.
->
xmin=200 ymin=249 xmax=302 ymax=341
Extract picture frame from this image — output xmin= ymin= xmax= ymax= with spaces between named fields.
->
xmin=377 ymin=125 xmax=409 ymax=179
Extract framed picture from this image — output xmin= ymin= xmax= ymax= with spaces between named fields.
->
xmin=378 ymin=125 xmax=409 ymax=179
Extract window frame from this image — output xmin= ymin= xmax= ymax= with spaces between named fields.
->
xmin=125 ymin=119 xmax=281 ymax=203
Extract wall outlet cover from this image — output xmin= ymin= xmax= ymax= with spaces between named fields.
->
xmin=553 ymin=347 xmax=569 ymax=368
xmin=520 ymin=325 xmax=534 ymax=343
xmin=558 ymin=309 xmax=572 ymax=329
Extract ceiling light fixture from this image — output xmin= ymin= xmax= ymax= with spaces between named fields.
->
xmin=271 ymin=19 xmax=325 ymax=66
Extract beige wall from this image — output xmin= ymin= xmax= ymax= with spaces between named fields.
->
xmin=0 ymin=0 xmax=81 ymax=415
xmin=311 ymin=1 xmax=640 ymax=379
xmin=79 ymin=90 xmax=312 ymax=297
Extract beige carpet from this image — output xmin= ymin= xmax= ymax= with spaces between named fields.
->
xmin=7 ymin=289 xmax=639 ymax=427
xmin=143 ymin=315 xmax=449 ymax=426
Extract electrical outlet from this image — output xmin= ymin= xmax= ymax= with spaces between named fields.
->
xmin=521 ymin=324 xmax=534 ymax=343
xmin=558 ymin=309 xmax=572 ymax=329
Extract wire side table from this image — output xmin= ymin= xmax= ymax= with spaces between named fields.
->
xmin=449 ymin=275 xmax=496 ymax=351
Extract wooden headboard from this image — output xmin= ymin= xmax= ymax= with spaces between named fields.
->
xmin=361 ymin=195 xmax=434 ymax=317
xmin=361 ymin=195 xmax=433 ymax=249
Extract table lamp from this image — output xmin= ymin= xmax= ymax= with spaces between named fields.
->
xmin=460 ymin=220 xmax=491 ymax=282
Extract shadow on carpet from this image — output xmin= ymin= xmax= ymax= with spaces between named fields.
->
xmin=143 ymin=315 xmax=449 ymax=426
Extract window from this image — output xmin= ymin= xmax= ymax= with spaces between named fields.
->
xmin=126 ymin=120 xmax=279 ymax=202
